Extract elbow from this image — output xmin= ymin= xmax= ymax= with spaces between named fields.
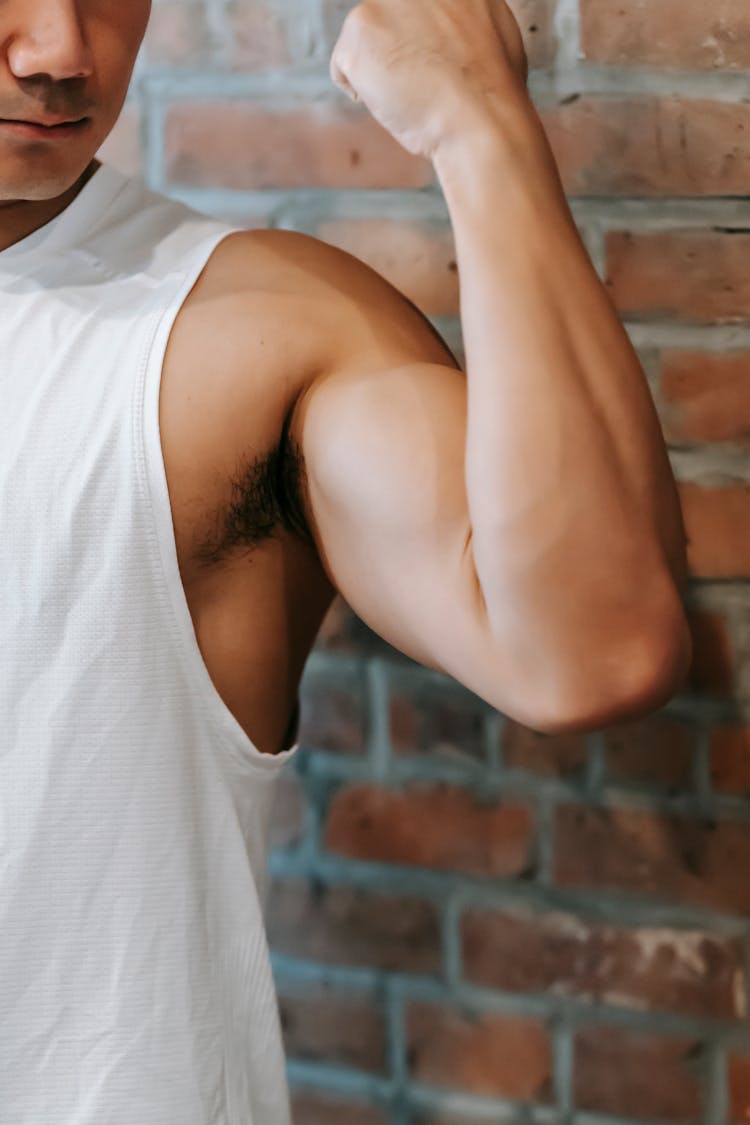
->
xmin=530 ymin=598 xmax=694 ymax=738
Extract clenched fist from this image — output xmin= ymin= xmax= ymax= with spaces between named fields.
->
xmin=329 ymin=0 xmax=529 ymax=159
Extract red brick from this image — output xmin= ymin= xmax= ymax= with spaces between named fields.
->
xmin=96 ymin=104 xmax=141 ymax=177
xmin=581 ymin=0 xmax=750 ymax=70
xmin=555 ymin=804 xmax=750 ymax=913
xmin=679 ymin=483 xmax=750 ymax=578
xmin=265 ymin=877 xmax=442 ymax=973
xmin=574 ymin=1025 xmax=703 ymax=1121
xmin=388 ymin=672 xmax=486 ymax=764
xmin=143 ymin=2 xmax=215 ymax=67
xmin=604 ymin=713 xmax=695 ymax=788
xmin=541 ymin=98 xmax=750 ymax=197
xmin=298 ymin=659 xmax=368 ymax=755
xmin=321 ymin=0 xmax=556 ymax=70
xmin=658 ymin=351 xmax=750 ymax=446
xmin=710 ymin=725 xmax=750 ymax=795
xmin=728 ymin=1053 xmax=750 ymax=1124
xmin=461 ymin=905 xmax=745 ymax=1020
xmin=316 ymin=597 xmax=356 ymax=651
xmin=606 ymin=231 xmax=750 ymax=323
xmin=278 ymin=980 xmax=387 ymax=1073
xmin=501 ymin=718 xmax=587 ymax=778
xmin=506 ymin=0 xmax=558 ymax=68
xmin=686 ymin=609 xmax=736 ymax=695
xmin=291 ymin=1090 xmax=388 ymax=1125
xmin=268 ymin=769 xmax=305 ymax=850
xmin=225 ymin=0 xmax=292 ymax=71
xmin=164 ymin=101 xmax=433 ymax=190
xmin=406 ymin=1001 xmax=552 ymax=1102
xmin=312 ymin=218 xmax=458 ymax=318
xmin=316 ymin=596 xmax=395 ymax=658
xmin=410 ymin=1113 xmax=517 ymax=1125
xmin=324 ymin=783 xmax=535 ymax=878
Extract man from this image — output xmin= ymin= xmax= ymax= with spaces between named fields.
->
xmin=0 ymin=0 xmax=691 ymax=1122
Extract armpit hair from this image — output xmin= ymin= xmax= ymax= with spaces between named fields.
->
xmin=193 ymin=292 xmax=458 ymax=572
xmin=194 ymin=404 xmax=314 ymax=568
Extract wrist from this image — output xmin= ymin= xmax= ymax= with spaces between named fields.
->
xmin=432 ymin=90 xmax=565 ymax=213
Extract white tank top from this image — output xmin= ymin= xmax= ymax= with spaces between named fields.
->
xmin=0 ymin=161 xmax=301 ymax=1125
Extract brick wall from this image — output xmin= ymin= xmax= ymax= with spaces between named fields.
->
xmin=100 ymin=1 xmax=750 ymax=1121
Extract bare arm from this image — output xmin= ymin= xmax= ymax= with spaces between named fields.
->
xmin=427 ymin=90 xmax=691 ymax=731
xmin=281 ymin=218 xmax=688 ymax=736
xmin=283 ymin=0 xmax=691 ymax=735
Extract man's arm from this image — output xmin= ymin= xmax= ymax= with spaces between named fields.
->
xmin=284 ymin=0 xmax=692 ymax=735
xmin=427 ymin=91 xmax=693 ymax=730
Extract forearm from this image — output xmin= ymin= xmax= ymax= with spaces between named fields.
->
xmin=433 ymin=93 xmax=691 ymax=711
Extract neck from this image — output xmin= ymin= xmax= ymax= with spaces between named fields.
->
xmin=0 ymin=159 xmax=101 ymax=254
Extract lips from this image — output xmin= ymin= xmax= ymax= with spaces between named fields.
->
xmin=0 ymin=116 xmax=89 ymax=142
xmin=0 ymin=116 xmax=87 ymax=128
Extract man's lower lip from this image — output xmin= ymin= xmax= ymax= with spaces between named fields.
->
xmin=0 ymin=118 xmax=89 ymax=139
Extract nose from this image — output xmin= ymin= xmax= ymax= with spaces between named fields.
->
xmin=7 ymin=0 xmax=94 ymax=83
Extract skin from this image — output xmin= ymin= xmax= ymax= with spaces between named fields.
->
xmin=0 ymin=0 xmax=147 ymax=233
xmin=1 ymin=0 xmax=692 ymax=754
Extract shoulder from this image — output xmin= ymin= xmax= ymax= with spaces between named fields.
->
xmin=200 ymin=226 xmax=461 ymax=373
xmin=165 ymin=225 xmax=461 ymax=559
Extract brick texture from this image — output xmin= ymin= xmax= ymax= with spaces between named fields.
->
xmin=323 ymin=783 xmax=535 ymax=878
xmin=728 ymin=1053 xmax=750 ymax=1124
xmin=409 ymin=1114 xmax=517 ymax=1125
xmin=268 ymin=768 xmax=306 ymax=849
xmin=505 ymin=0 xmax=558 ymax=69
xmin=142 ymin=1 xmax=215 ymax=68
xmin=657 ymin=351 xmax=750 ymax=446
xmin=542 ymin=98 xmax=750 ymax=197
xmin=291 ymin=1090 xmax=389 ymax=1125
xmin=603 ymin=713 xmax=695 ymax=788
xmin=606 ymin=231 xmax=750 ymax=323
xmin=406 ymin=1001 xmax=553 ymax=1102
xmin=607 ymin=230 xmax=750 ymax=324
xmin=316 ymin=595 xmax=396 ymax=659
xmin=278 ymin=980 xmax=387 ymax=1073
xmin=461 ymin=905 xmax=746 ymax=1020
xmin=685 ymin=608 xmax=736 ymax=696
xmin=710 ymin=725 xmax=750 ymax=795
xmin=265 ymin=878 xmax=442 ymax=974
xmin=388 ymin=671 xmax=487 ymax=763
xmin=679 ymin=484 xmax=750 ymax=578
xmin=224 ymin=0 xmax=293 ymax=72
xmin=555 ymin=805 xmax=750 ymax=913
xmin=581 ymin=0 xmax=750 ymax=70
xmin=501 ymin=718 xmax=588 ymax=778
xmin=574 ymin=1025 xmax=704 ymax=1120
xmin=164 ymin=101 xmax=433 ymax=190
xmin=297 ymin=657 xmax=368 ymax=755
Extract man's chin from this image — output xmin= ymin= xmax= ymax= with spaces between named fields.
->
xmin=0 ymin=151 xmax=97 ymax=204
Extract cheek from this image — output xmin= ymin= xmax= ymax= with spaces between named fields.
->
xmin=124 ymin=0 xmax=152 ymax=44
xmin=91 ymin=1 xmax=150 ymax=92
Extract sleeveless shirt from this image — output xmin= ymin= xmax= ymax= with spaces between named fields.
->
xmin=0 ymin=161 xmax=301 ymax=1124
